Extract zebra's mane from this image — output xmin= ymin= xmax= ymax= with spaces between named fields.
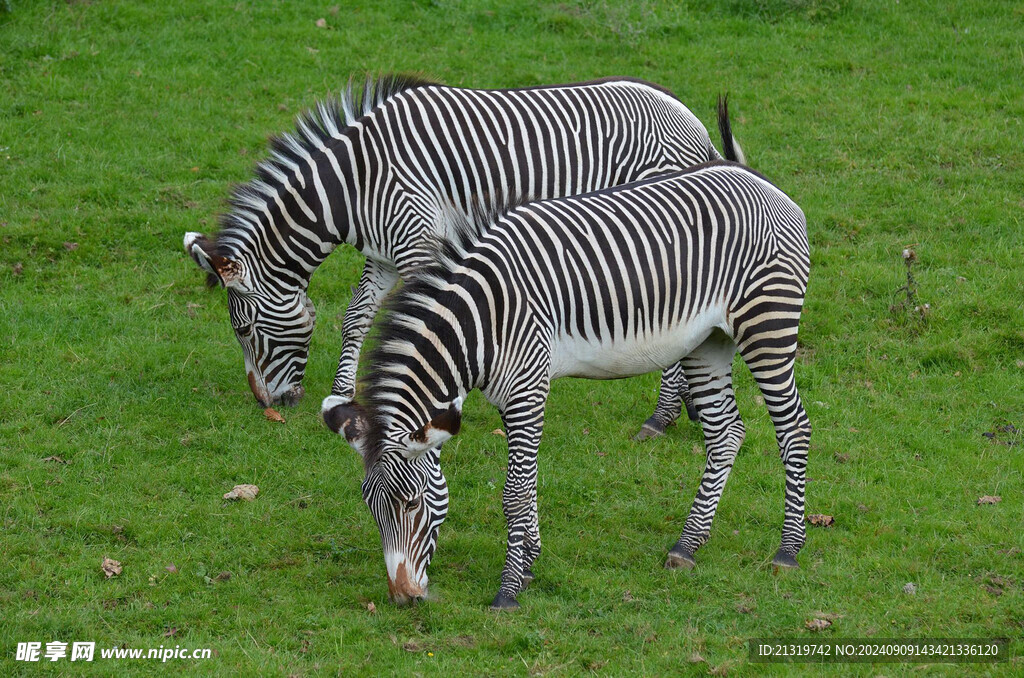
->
xmin=357 ymin=196 xmax=531 ymax=470
xmin=205 ymin=73 xmax=438 ymax=282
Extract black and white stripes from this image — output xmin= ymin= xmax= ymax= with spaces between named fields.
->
xmin=326 ymin=162 xmax=811 ymax=608
xmin=185 ymin=75 xmax=735 ymax=427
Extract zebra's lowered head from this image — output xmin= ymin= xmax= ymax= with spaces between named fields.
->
xmin=185 ymin=232 xmax=314 ymax=408
xmin=323 ymin=397 xmax=461 ymax=604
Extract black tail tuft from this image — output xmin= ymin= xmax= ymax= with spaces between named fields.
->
xmin=717 ymin=94 xmax=746 ymax=165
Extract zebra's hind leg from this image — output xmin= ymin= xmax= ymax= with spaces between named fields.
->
xmin=737 ymin=341 xmax=810 ymax=570
xmin=634 ymin=363 xmax=699 ymax=441
xmin=666 ymin=331 xmax=744 ymax=569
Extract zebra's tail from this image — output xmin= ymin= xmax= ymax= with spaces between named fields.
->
xmin=717 ymin=94 xmax=746 ymax=165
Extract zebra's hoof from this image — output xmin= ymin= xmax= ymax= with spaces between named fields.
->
xmin=684 ymin=400 xmax=700 ymax=422
xmin=633 ymin=417 xmax=667 ymax=442
xmin=489 ymin=592 xmax=520 ymax=610
xmin=771 ymin=550 xmax=800 ymax=570
xmin=665 ymin=548 xmax=696 ymax=570
xmin=520 ymin=568 xmax=535 ymax=589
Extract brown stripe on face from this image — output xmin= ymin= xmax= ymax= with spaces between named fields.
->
xmin=247 ymin=371 xmax=269 ymax=405
xmin=387 ymin=559 xmax=425 ymax=601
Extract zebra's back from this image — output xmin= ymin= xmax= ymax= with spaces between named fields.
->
xmin=362 ymin=79 xmax=720 ymax=256
xmin=446 ymin=162 xmax=808 ymax=383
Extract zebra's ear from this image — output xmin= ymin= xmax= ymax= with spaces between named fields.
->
xmin=403 ymin=396 xmax=463 ymax=457
xmin=183 ymin=232 xmax=248 ymax=290
xmin=322 ymin=396 xmax=371 ymax=456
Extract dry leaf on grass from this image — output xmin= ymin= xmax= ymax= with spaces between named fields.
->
xmin=403 ymin=640 xmax=424 ymax=653
xmin=805 ymin=618 xmax=832 ymax=631
xmin=163 ymin=627 xmax=177 ymax=638
xmin=165 ymin=564 xmax=177 ymax=574
xmin=223 ymin=484 xmax=259 ymax=501
xmin=263 ymin=407 xmax=285 ymax=423
xmin=490 ymin=428 xmax=506 ymax=437
xmin=101 ymin=557 xmax=122 ymax=578
xmin=366 ymin=602 xmax=376 ymax=614
xmin=688 ymin=653 xmax=705 ymax=663
xmin=315 ymin=17 xmax=326 ymax=27
xmin=43 ymin=455 xmax=69 ymax=464
xmin=977 ymin=495 xmax=1001 ymax=505
xmin=12 ymin=263 xmax=23 ymax=276
xmin=63 ymin=242 xmax=79 ymax=251
xmin=806 ymin=514 xmax=835 ymax=527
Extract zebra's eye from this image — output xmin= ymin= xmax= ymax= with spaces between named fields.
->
xmin=404 ymin=496 xmax=421 ymax=511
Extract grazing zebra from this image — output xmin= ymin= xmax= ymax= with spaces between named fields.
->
xmin=183 ymin=74 xmax=742 ymax=434
xmin=324 ymin=161 xmax=812 ymax=609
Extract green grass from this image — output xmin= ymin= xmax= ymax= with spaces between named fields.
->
xmin=2 ymin=0 xmax=1022 ymax=675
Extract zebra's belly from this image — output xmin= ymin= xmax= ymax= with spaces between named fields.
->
xmin=548 ymin=305 xmax=729 ymax=380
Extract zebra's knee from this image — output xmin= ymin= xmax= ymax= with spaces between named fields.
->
xmin=778 ymin=420 xmax=811 ymax=463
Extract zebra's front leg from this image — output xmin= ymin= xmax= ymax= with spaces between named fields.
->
xmin=491 ymin=405 xmax=546 ymax=610
xmin=666 ymin=333 xmax=744 ymax=569
xmin=326 ymin=259 xmax=399 ymax=404
xmin=635 ymin=362 xmax=699 ymax=441
xmin=520 ymin=512 xmax=541 ymax=589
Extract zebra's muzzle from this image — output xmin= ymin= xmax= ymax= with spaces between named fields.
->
xmin=277 ymin=383 xmax=305 ymax=407
xmin=386 ymin=558 xmax=427 ymax=606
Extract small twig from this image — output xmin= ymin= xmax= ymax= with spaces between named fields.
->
xmin=56 ymin=402 xmax=97 ymax=428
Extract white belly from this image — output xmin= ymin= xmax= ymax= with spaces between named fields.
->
xmin=548 ymin=304 xmax=729 ymax=379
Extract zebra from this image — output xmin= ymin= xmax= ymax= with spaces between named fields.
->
xmin=324 ymin=161 xmax=811 ymax=609
xmin=182 ymin=74 xmax=743 ymax=435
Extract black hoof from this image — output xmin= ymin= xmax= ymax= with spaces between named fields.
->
xmin=665 ymin=547 xmax=696 ymax=570
xmin=520 ymin=568 xmax=535 ymax=589
xmin=772 ymin=550 xmax=799 ymax=570
xmin=634 ymin=416 xmax=667 ymax=442
xmin=489 ymin=592 xmax=520 ymax=610
xmin=684 ymin=400 xmax=699 ymax=422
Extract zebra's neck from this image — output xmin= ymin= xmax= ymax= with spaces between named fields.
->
xmin=365 ymin=273 xmax=483 ymax=439
xmin=218 ymin=128 xmax=379 ymax=293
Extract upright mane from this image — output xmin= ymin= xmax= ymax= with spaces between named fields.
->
xmin=357 ymin=195 xmax=532 ymax=470
xmin=206 ymin=73 xmax=438 ymax=279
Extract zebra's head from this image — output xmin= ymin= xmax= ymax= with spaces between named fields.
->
xmin=185 ymin=232 xmax=315 ymax=408
xmin=323 ymin=398 xmax=462 ymax=605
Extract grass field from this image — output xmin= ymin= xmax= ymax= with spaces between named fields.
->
xmin=2 ymin=0 xmax=1023 ymax=674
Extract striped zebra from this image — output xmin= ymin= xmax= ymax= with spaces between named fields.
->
xmin=183 ymin=74 xmax=743 ymax=436
xmin=324 ymin=161 xmax=811 ymax=609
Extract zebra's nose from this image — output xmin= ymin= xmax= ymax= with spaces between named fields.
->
xmin=247 ymin=372 xmax=271 ymax=407
xmin=278 ymin=384 xmax=305 ymax=406
xmin=387 ymin=559 xmax=427 ymax=605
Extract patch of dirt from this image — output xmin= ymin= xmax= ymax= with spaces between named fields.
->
xmin=981 ymin=422 xmax=1019 ymax=446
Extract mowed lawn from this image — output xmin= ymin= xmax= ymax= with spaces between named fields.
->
xmin=1 ymin=0 xmax=1022 ymax=675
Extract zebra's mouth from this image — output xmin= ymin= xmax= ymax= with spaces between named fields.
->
xmin=276 ymin=384 xmax=305 ymax=407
